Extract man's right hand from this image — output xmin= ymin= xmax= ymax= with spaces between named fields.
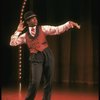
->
xmin=17 ymin=21 xmax=26 ymax=32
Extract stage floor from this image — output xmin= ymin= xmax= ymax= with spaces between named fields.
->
xmin=2 ymin=87 xmax=98 ymax=100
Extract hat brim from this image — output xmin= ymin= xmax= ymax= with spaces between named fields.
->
xmin=25 ymin=14 xmax=37 ymax=21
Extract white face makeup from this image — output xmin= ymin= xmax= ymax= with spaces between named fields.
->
xmin=27 ymin=17 xmax=38 ymax=27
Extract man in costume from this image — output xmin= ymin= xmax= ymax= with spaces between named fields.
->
xmin=10 ymin=11 xmax=80 ymax=100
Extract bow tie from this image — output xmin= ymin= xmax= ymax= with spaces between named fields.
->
xmin=31 ymin=27 xmax=36 ymax=35
xmin=31 ymin=27 xmax=35 ymax=32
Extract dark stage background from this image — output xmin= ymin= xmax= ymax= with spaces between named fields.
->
xmin=1 ymin=0 xmax=99 ymax=90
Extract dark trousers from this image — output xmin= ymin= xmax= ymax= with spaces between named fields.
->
xmin=25 ymin=48 xmax=54 ymax=100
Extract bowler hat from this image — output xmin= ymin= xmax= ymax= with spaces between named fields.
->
xmin=24 ymin=11 xmax=37 ymax=21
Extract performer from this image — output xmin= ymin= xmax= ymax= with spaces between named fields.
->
xmin=10 ymin=11 xmax=80 ymax=100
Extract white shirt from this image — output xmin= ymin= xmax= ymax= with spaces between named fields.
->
xmin=10 ymin=22 xmax=71 ymax=46
xmin=29 ymin=26 xmax=36 ymax=37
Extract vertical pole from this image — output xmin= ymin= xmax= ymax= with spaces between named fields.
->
xmin=18 ymin=0 xmax=27 ymax=99
xmin=18 ymin=0 xmax=33 ymax=99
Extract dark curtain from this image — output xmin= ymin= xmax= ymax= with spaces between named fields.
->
xmin=1 ymin=0 xmax=99 ymax=88
xmin=36 ymin=0 xmax=98 ymax=87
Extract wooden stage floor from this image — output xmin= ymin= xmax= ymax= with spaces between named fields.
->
xmin=2 ymin=87 xmax=98 ymax=100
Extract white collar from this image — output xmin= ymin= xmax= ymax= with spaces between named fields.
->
xmin=29 ymin=26 xmax=36 ymax=37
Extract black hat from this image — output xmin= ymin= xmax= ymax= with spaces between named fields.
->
xmin=24 ymin=11 xmax=37 ymax=21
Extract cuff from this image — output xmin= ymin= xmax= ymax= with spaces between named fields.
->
xmin=14 ymin=31 xmax=21 ymax=36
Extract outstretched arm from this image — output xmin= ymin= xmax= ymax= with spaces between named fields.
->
xmin=42 ymin=21 xmax=80 ymax=35
xmin=10 ymin=21 xmax=26 ymax=46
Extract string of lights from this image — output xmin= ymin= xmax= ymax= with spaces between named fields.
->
xmin=18 ymin=0 xmax=27 ymax=93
